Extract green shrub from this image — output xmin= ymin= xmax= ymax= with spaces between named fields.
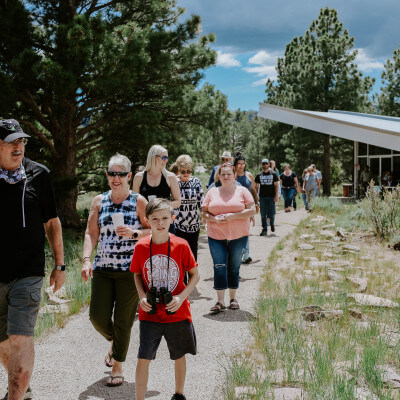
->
xmin=359 ymin=183 xmax=400 ymax=239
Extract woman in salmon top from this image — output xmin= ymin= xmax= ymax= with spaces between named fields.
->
xmin=202 ymin=163 xmax=256 ymax=313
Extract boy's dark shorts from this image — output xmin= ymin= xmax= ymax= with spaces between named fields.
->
xmin=138 ymin=319 xmax=197 ymax=360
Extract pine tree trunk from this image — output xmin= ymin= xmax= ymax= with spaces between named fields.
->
xmin=323 ymin=135 xmax=331 ymax=196
xmin=51 ymin=128 xmax=81 ymax=228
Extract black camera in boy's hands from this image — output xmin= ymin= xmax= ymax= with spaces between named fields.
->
xmin=146 ymin=287 xmax=158 ymax=315
xmin=159 ymin=287 xmax=176 ymax=315
xmin=146 ymin=287 xmax=176 ymax=315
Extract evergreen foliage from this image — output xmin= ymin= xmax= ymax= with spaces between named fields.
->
xmin=378 ymin=46 xmax=400 ymax=117
xmin=0 ymin=0 xmax=219 ymax=226
xmin=264 ymin=7 xmax=373 ymax=194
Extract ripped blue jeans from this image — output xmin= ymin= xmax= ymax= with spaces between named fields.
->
xmin=208 ymin=236 xmax=248 ymax=290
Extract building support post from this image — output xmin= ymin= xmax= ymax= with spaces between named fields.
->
xmin=354 ymin=141 xmax=359 ymax=198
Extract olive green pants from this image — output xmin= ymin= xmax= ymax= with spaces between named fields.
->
xmin=90 ymin=270 xmax=139 ymax=362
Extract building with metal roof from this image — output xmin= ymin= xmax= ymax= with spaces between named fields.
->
xmin=258 ymin=103 xmax=400 ymax=197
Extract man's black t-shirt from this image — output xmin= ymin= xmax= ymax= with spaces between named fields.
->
xmin=0 ymin=158 xmax=58 ymax=283
xmin=255 ymin=169 xmax=279 ymax=198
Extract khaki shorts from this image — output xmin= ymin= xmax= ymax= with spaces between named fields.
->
xmin=0 ymin=276 xmax=43 ymax=342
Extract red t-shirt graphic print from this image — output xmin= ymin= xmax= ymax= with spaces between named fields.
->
xmin=142 ymin=253 xmax=180 ymax=293
xmin=130 ymin=234 xmax=197 ymax=323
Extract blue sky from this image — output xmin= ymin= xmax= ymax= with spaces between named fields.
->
xmin=178 ymin=0 xmax=400 ymax=111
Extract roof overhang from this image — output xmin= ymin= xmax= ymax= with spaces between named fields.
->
xmin=258 ymin=103 xmax=400 ymax=152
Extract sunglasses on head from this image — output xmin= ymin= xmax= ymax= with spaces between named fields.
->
xmin=107 ymin=171 xmax=129 ymax=177
xmin=157 ymin=155 xmax=169 ymax=161
xmin=180 ymin=170 xmax=192 ymax=175
xmin=221 ymin=162 xmax=233 ymax=167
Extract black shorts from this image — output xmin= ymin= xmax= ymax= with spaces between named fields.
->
xmin=138 ymin=319 xmax=197 ymax=360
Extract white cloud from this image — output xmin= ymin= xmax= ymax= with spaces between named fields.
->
xmin=355 ymin=48 xmax=384 ymax=72
xmin=243 ymin=50 xmax=280 ymax=86
xmin=216 ymin=51 xmax=241 ymax=68
xmin=248 ymin=50 xmax=276 ymax=66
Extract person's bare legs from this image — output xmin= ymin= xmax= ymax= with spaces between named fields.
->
xmin=105 ymin=341 xmax=113 ymax=367
xmin=106 ymin=360 xmax=124 ymax=385
xmin=229 ymin=288 xmax=237 ymax=301
xmin=1 ymin=335 xmax=34 ymax=400
xmin=0 ymin=339 xmax=10 ymax=370
xmin=135 ymin=358 xmax=151 ymax=400
xmin=174 ymin=356 xmax=186 ymax=395
xmin=216 ymin=289 xmax=225 ymax=307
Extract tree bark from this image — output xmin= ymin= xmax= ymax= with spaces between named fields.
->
xmin=52 ymin=126 xmax=81 ymax=228
xmin=323 ymin=134 xmax=331 ymax=196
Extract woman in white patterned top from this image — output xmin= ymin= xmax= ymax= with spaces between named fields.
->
xmin=81 ymin=154 xmax=150 ymax=387
xmin=174 ymin=154 xmax=204 ymax=261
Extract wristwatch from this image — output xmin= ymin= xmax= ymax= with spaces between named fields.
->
xmin=54 ymin=264 xmax=66 ymax=271
xmin=133 ymin=231 xmax=139 ymax=239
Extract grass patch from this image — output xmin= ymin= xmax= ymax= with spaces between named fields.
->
xmin=35 ymin=229 xmax=90 ymax=338
xmin=221 ymin=198 xmax=400 ymax=398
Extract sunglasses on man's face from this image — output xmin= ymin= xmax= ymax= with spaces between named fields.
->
xmin=221 ymin=158 xmax=230 ymax=162
xmin=180 ymin=170 xmax=192 ymax=175
xmin=262 ymin=162 xmax=269 ymax=166
xmin=1 ymin=138 xmax=28 ymax=147
xmin=157 ymin=155 xmax=169 ymax=161
xmin=107 ymin=171 xmax=129 ymax=177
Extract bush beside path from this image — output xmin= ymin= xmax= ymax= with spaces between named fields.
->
xmin=0 ymin=210 xmax=307 ymax=400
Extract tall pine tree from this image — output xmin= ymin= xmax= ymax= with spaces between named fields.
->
xmin=265 ymin=7 xmax=373 ymax=195
xmin=0 ymin=1 xmax=217 ymax=226
xmin=378 ymin=46 xmax=400 ymax=117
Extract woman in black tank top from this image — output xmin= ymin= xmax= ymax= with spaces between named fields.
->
xmin=132 ymin=145 xmax=181 ymax=230
xmin=139 ymin=170 xmax=171 ymax=200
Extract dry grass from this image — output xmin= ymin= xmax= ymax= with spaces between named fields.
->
xmin=222 ymin=206 xmax=400 ymax=400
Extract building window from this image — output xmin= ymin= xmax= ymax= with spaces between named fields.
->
xmin=369 ymin=145 xmax=392 ymax=155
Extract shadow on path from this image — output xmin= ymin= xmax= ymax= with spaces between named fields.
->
xmin=239 ymin=277 xmax=257 ymax=283
xmin=78 ymin=373 xmax=160 ymax=400
xmin=203 ymin=309 xmax=255 ymax=322
xmin=189 ymin=287 xmax=212 ymax=302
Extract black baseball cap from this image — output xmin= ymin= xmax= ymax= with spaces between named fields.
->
xmin=0 ymin=119 xmax=30 ymax=143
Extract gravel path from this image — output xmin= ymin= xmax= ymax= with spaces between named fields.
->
xmin=0 ymin=210 xmax=307 ymax=400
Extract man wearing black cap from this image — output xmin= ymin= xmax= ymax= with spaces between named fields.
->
xmin=255 ymin=158 xmax=279 ymax=236
xmin=0 ymin=119 xmax=65 ymax=400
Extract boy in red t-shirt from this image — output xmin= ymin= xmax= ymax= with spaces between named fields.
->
xmin=130 ymin=198 xmax=200 ymax=400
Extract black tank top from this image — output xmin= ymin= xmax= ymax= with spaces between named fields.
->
xmin=139 ymin=171 xmax=171 ymax=200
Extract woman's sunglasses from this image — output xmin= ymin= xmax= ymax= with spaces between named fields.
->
xmin=107 ymin=171 xmax=129 ymax=177
xmin=180 ymin=170 xmax=192 ymax=175
xmin=157 ymin=155 xmax=169 ymax=161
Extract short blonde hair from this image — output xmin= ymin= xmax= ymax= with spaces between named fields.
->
xmin=145 ymin=144 xmax=168 ymax=177
xmin=176 ymin=154 xmax=193 ymax=171
xmin=108 ymin=153 xmax=131 ymax=172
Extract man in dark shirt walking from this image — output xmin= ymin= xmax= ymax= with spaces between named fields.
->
xmin=255 ymin=158 xmax=279 ymax=236
xmin=0 ymin=119 xmax=65 ymax=400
